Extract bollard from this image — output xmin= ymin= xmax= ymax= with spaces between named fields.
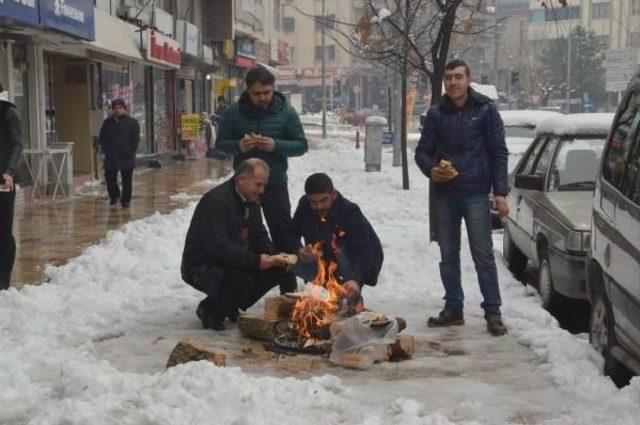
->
xmin=355 ymin=129 xmax=361 ymax=149
xmin=364 ymin=116 xmax=387 ymax=172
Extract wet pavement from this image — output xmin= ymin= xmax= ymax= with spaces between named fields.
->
xmin=12 ymin=158 xmax=232 ymax=288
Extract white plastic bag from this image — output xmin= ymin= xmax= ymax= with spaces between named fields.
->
xmin=329 ymin=315 xmax=398 ymax=369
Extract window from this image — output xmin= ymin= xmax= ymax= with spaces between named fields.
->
xmin=283 ymin=17 xmax=295 ymax=32
xmin=315 ymin=45 xmax=336 ymax=61
xmin=592 ymin=2 xmax=610 ymax=20
xmin=519 ymin=137 xmax=547 ymax=174
xmin=533 ymin=137 xmax=560 ymax=178
xmin=548 ymin=138 xmax=606 ymax=191
xmin=603 ymin=90 xmax=640 ymax=188
xmin=315 ymin=14 xmax=335 ymax=31
xmin=633 ymin=0 xmax=640 ymax=15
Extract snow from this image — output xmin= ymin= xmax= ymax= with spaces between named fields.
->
xmin=536 ymin=113 xmax=615 ymax=137
xmin=365 ymin=116 xmax=388 ymax=126
xmin=499 ymin=110 xmax=563 ymax=128
xmin=371 ymin=8 xmax=392 ymax=24
xmin=2 ymin=116 xmax=640 ymax=424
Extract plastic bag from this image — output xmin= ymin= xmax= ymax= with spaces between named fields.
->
xmin=329 ymin=315 xmax=398 ymax=370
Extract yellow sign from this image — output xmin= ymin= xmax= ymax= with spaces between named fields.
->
xmin=215 ymin=78 xmax=237 ymax=96
xmin=181 ymin=114 xmax=201 ymax=141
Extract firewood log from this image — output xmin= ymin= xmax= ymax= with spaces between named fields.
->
xmin=237 ymin=314 xmax=279 ymax=341
xmin=389 ymin=335 xmax=415 ymax=361
xmin=166 ymin=339 xmax=226 ymax=368
xmin=264 ymin=296 xmax=296 ymax=321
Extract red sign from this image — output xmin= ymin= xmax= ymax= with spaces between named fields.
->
xmin=146 ymin=30 xmax=181 ymax=68
xmin=235 ymin=55 xmax=255 ymax=68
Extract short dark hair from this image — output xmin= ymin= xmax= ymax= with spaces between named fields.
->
xmin=305 ymin=173 xmax=334 ymax=195
xmin=444 ymin=59 xmax=471 ymax=77
xmin=234 ymin=158 xmax=270 ymax=178
xmin=245 ymin=67 xmax=275 ymax=87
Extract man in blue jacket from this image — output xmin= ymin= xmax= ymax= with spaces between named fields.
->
xmin=415 ymin=60 xmax=509 ymax=336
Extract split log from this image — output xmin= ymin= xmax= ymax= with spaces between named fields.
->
xmin=389 ymin=335 xmax=415 ymax=361
xmin=276 ymin=355 xmax=319 ymax=372
xmin=166 ymin=339 xmax=226 ymax=368
xmin=264 ymin=296 xmax=296 ymax=321
xmin=237 ymin=314 xmax=279 ymax=341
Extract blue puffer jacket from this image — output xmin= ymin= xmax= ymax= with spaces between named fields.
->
xmin=415 ymin=89 xmax=509 ymax=197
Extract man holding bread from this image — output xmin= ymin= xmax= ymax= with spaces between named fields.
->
xmin=216 ymin=66 xmax=308 ymax=295
xmin=181 ymin=159 xmax=295 ymax=331
xmin=415 ymin=59 xmax=509 ymax=336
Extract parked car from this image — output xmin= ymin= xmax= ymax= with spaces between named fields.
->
xmin=502 ymin=113 xmax=613 ymax=312
xmin=587 ymin=74 xmax=640 ymax=386
xmin=489 ymin=110 xmax=563 ymax=228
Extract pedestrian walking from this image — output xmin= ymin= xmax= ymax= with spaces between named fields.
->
xmin=415 ymin=60 xmax=510 ymax=336
xmin=216 ymin=67 xmax=308 ymax=294
xmin=0 ymin=84 xmax=22 ymax=290
xmin=98 ymin=99 xmax=140 ymax=208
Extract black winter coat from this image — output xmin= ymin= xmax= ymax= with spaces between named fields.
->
xmin=181 ymin=179 xmax=277 ymax=284
xmin=292 ymin=193 xmax=383 ymax=287
xmin=98 ymin=114 xmax=140 ymax=170
xmin=0 ymin=100 xmax=22 ymax=181
xmin=415 ymin=89 xmax=509 ymax=197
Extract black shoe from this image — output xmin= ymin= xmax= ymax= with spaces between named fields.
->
xmin=0 ymin=273 xmax=10 ymax=290
xmin=109 ymin=197 xmax=119 ymax=206
xmin=121 ymin=201 xmax=130 ymax=208
xmin=486 ymin=314 xmax=508 ymax=336
xmin=227 ymin=308 xmax=239 ymax=323
xmin=427 ymin=309 xmax=465 ymax=327
xmin=196 ymin=299 xmax=226 ymax=331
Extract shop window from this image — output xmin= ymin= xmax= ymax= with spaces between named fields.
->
xmin=130 ymin=63 xmax=148 ymax=155
xmin=603 ymin=90 xmax=640 ymax=189
xmin=315 ymin=45 xmax=336 ymax=61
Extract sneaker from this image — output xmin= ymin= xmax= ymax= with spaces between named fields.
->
xmin=196 ymin=299 xmax=226 ymax=331
xmin=427 ymin=309 xmax=465 ymax=327
xmin=486 ymin=314 xmax=508 ymax=336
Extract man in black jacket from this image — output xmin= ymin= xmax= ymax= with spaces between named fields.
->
xmin=0 ymin=85 xmax=22 ymax=290
xmin=181 ymin=158 xmax=290 ymax=330
xmin=98 ymin=99 xmax=140 ymax=208
xmin=291 ymin=173 xmax=383 ymax=311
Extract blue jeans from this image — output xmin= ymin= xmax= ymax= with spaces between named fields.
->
xmin=436 ymin=193 xmax=502 ymax=317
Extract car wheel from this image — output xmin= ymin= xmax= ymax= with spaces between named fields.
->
xmin=589 ymin=276 xmax=633 ymax=387
xmin=537 ymin=250 xmax=561 ymax=311
xmin=503 ymin=225 xmax=527 ymax=280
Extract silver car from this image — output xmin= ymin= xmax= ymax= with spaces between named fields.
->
xmin=502 ymin=113 xmax=614 ymax=310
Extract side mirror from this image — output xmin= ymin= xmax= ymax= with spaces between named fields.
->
xmin=514 ymin=174 xmax=545 ymax=191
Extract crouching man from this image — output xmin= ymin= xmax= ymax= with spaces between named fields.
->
xmin=291 ymin=173 xmax=383 ymax=312
xmin=181 ymin=158 xmax=290 ymax=330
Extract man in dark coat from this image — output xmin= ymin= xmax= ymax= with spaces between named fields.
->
xmin=181 ymin=158 xmax=291 ymax=331
xmin=216 ymin=67 xmax=308 ymax=294
xmin=0 ymin=85 xmax=22 ymax=290
xmin=291 ymin=173 xmax=383 ymax=311
xmin=415 ymin=59 xmax=509 ymax=336
xmin=98 ymin=98 xmax=140 ymax=208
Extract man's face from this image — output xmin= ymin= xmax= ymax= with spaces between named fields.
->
xmin=247 ymin=82 xmax=274 ymax=109
xmin=307 ymin=190 xmax=337 ymax=218
xmin=236 ymin=167 xmax=269 ymax=202
xmin=443 ymin=66 xmax=471 ymax=102
xmin=113 ymin=105 xmax=126 ymax=118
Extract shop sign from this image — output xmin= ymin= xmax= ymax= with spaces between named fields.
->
xmin=0 ymin=0 xmax=39 ymax=26
xmin=177 ymin=66 xmax=196 ymax=80
xmin=269 ymin=39 xmax=279 ymax=63
xmin=144 ymin=29 xmax=181 ymax=68
xmin=181 ymin=114 xmax=201 ymax=141
xmin=235 ymin=55 xmax=254 ymax=69
xmin=203 ymin=45 xmax=214 ymax=65
xmin=39 ymin=0 xmax=95 ymax=41
xmin=236 ymin=38 xmax=255 ymax=58
xmin=177 ymin=20 xmax=199 ymax=57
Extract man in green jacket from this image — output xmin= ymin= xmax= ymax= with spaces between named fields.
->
xmin=216 ymin=67 xmax=308 ymax=293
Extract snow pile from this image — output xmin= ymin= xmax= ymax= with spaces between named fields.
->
xmin=499 ymin=110 xmax=563 ymax=128
xmin=536 ymin=113 xmax=615 ymax=137
xmin=371 ymin=8 xmax=392 ymax=23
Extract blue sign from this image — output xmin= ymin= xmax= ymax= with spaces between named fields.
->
xmin=39 ymin=0 xmax=95 ymax=41
xmin=0 ymin=0 xmax=39 ymax=27
xmin=382 ymin=131 xmax=394 ymax=145
xmin=236 ymin=39 xmax=255 ymax=58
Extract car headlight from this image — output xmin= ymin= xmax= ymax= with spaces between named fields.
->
xmin=565 ymin=231 xmax=591 ymax=253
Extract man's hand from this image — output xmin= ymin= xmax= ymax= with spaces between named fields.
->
xmin=494 ymin=195 xmax=509 ymax=218
xmin=239 ymin=134 xmax=257 ymax=153
xmin=342 ymin=280 xmax=364 ymax=314
xmin=343 ymin=280 xmax=361 ymax=298
xmin=259 ymin=254 xmax=275 ymax=270
xmin=429 ymin=165 xmax=456 ymax=183
xmin=255 ymin=137 xmax=276 ymax=152
xmin=1 ymin=174 xmax=14 ymax=191
xmin=297 ymin=246 xmax=318 ymax=263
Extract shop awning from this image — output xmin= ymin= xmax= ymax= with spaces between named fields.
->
xmin=256 ymin=62 xmax=279 ymax=77
xmin=85 ymin=9 xmax=143 ymax=63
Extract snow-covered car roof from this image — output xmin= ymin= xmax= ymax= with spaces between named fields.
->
xmin=535 ymin=113 xmax=615 ymax=137
xmin=499 ymin=110 xmax=563 ymax=128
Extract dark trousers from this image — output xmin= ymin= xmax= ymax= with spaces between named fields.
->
xmin=261 ymin=182 xmax=297 ymax=293
xmin=193 ymin=264 xmax=286 ymax=314
xmin=104 ymin=164 xmax=133 ymax=203
xmin=0 ymin=189 xmax=16 ymax=289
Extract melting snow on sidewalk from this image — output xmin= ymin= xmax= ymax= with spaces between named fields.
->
xmin=1 ymin=126 xmax=639 ymax=424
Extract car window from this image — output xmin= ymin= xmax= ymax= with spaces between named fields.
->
xmin=621 ymin=138 xmax=640 ymax=205
xmin=533 ymin=137 xmax=559 ymax=179
xmin=519 ymin=136 xmax=547 ymax=174
xmin=603 ymin=90 xmax=640 ymax=189
xmin=549 ymin=138 xmax=606 ymax=191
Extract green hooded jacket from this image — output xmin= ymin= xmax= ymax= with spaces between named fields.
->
xmin=216 ymin=91 xmax=308 ymax=185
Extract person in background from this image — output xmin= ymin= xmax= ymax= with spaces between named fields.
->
xmin=0 ymin=83 xmax=23 ymax=290
xmin=98 ymin=99 xmax=140 ymax=208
